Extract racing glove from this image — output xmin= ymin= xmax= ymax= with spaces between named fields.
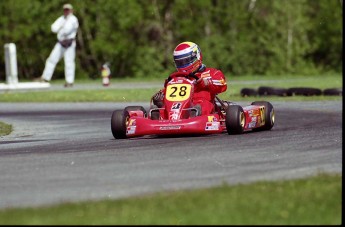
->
xmin=195 ymin=77 xmax=212 ymax=89
xmin=152 ymin=89 xmax=165 ymax=107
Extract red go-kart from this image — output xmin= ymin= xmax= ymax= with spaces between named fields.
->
xmin=111 ymin=73 xmax=275 ymax=139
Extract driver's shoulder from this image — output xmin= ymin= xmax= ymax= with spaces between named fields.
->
xmin=198 ymin=67 xmax=219 ymax=76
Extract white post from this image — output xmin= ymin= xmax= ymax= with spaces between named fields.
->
xmin=4 ymin=43 xmax=19 ymax=85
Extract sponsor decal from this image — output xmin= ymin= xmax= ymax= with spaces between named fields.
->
xmin=169 ymin=111 xmax=179 ymax=120
xmin=169 ymin=80 xmax=184 ymax=84
xmin=251 ymin=116 xmax=257 ymax=122
xmin=212 ymin=78 xmax=226 ymax=85
xmin=247 ymin=109 xmax=260 ymax=117
xmin=159 ymin=125 xmax=181 ymax=130
xmin=158 ymin=120 xmax=182 ymax=123
xmin=258 ymin=116 xmax=264 ymax=126
xmin=260 ymin=107 xmax=265 ymax=125
xmin=201 ymin=70 xmax=211 ymax=77
xmin=205 ymin=122 xmax=220 ymax=131
xmin=248 ymin=122 xmax=256 ymax=129
xmin=127 ymin=126 xmax=136 ymax=134
xmin=128 ymin=119 xmax=136 ymax=126
xmin=171 ymin=103 xmax=182 ymax=110
xmin=207 ymin=116 xmax=218 ymax=122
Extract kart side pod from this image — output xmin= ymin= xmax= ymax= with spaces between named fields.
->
xmin=225 ymin=101 xmax=275 ymax=135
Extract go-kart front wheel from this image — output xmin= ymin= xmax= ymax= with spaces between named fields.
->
xmin=111 ymin=109 xmax=130 ymax=139
xmin=226 ymin=105 xmax=245 ymax=135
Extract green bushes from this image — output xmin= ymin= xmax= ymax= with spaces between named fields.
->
xmin=0 ymin=0 xmax=342 ymax=80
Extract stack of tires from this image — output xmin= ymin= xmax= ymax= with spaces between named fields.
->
xmin=240 ymin=87 xmax=342 ymax=97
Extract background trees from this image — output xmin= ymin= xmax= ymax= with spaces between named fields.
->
xmin=0 ymin=0 xmax=342 ymax=81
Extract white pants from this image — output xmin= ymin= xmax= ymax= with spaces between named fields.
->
xmin=42 ymin=40 xmax=76 ymax=84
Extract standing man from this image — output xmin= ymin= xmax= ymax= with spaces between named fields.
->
xmin=37 ymin=3 xmax=79 ymax=87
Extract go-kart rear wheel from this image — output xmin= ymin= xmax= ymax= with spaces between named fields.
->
xmin=251 ymin=101 xmax=275 ymax=131
xmin=124 ymin=106 xmax=147 ymax=117
xmin=226 ymin=105 xmax=245 ymax=135
xmin=111 ymin=109 xmax=130 ymax=139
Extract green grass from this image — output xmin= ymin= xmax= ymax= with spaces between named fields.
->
xmin=0 ymin=173 xmax=341 ymax=225
xmin=0 ymin=74 xmax=342 ymax=102
xmin=0 ymin=87 xmax=342 ymax=103
xmin=0 ymin=121 xmax=12 ymax=136
xmin=0 ymin=89 xmax=159 ymax=102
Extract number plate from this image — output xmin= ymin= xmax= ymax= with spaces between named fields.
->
xmin=166 ymin=84 xmax=192 ymax=101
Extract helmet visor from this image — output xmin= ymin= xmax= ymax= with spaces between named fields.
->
xmin=174 ymin=52 xmax=197 ymax=68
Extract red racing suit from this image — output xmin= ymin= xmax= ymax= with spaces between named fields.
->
xmin=154 ymin=67 xmax=227 ymax=115
xmin=192 ymin=67 xmax=227 ymax=115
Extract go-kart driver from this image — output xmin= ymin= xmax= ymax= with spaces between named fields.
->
xmin=152 ymin=41 xmax=227 ymax=115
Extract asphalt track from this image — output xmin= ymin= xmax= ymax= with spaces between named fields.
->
xmin=0 ymin=100 xmax=342 ymax=209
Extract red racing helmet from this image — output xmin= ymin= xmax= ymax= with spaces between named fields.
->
xmin=173 ymin=41 xmax=203 ymax=74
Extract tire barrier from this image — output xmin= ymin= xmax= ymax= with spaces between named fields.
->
xmin=286 ymin=87 xmax=322 ymax=96
xmin=240 ymin=87 xmax=342 ymax=97
xmin=323 ymin=88 xmax=342 ymax=96
xmin=258 ymin=86 xmax=288 ymax=96
xmin=240 ymin=88 xmax=258 ymax=97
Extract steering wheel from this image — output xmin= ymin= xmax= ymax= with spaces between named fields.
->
xmin=188 ymin=73 xmax=199 ymax=81
xmin=167 ymin=72 xmax=199 ymax=82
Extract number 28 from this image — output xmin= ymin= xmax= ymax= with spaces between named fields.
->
xmin=166 ymin=84 xmax=191 ymax=101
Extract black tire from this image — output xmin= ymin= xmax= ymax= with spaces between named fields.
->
xmin=226 ymin=105 xmax=245 ymax=135
xmin=111 ymin=109 xmax=129 ymax=139
xmin=190 ymin=104 xmax=202 ymax=118
xmin=258 ymin=86 xmax=274 ymax=96
xmin=258 ymin=86 xmax=288 ymax=96
xmin=240 ymin=88 xmax=258 ymax=97
xmin=124 ymin=106 xmax=147 ymax=117
xmin=149 ymin=105 xmax=160 ymax=120
xmin=287 ymin=87 xmax=322 ymax=96
xmin=151 ymin=111 xmax=160 ymax=120
xmin=323 ymin=88 xmax=342 ymax=96
xmin=251 ymin=101 xmax=275 ymax=131
xmin=273 ymin=88 xmax=288 ymax=96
